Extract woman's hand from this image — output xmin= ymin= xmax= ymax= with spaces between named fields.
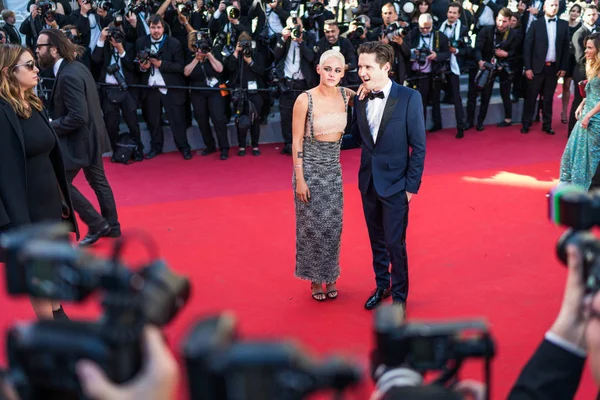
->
xmin=581 ymin=114 xmax=591 ymax=129
xmin=296 ymin=179 xmax=310 ymax=203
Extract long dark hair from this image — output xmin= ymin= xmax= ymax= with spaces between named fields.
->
xmin=39 ymin=28 xmax=85 ymax=62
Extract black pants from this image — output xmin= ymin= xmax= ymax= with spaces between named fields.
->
xmin=569 ymin=79 xmax=583 ymax=135
xmin=361 ymin=183 xmax=410 ymax=302
xmin=522 ymin=63 xmax=558 ymax=128
xmin=415 ymin=72 xmax=441 ymax=128
xmin=142 ymin=88 xmax=190 ymax=153
xmin=66 ymin=157 xmax=120 ymax=234
xmin=191 ymin=90 xmax=229 ymax=151
xmin=102 ymin=89 xmax=141 ymax=151
xmin=445 ymin=73 xmax=465 ymax=128
xmin=279 ymin=80 xmax=309 ymax=145
xmin=237 ymin=94 xmax=263 ymax=147
xmin=467 ymin=69 xmax=512 ymax=125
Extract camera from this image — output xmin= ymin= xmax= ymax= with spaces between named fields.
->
xmin=474 ymin=61 xmax=495 ymax=89
xmin=384 ymin=21 xmax=409 ymax=38
xmin=191 ymin=30 xmax=212 ymax=53
xmin=177 ymin=0 xmax=196 ymax=16
xmin=37 ymin=0 xmax=57 ymax=22
xmin=226 ymin=4 xmax=240 ymax=19
xmin=107 ymin=26 xmax=125 ymax=43
xmin=106 ymin=63 xmax=128 ymax=90
xmin=126 ymin=0 xmax=147 ymax=14
xmin=61 ymin=29 xmax=82 ymax=45
xmin=135 ymin=47 xmax=160 ymax=64
xmin=291 ymin=24 xmax=303 ymax=39
xmin=450 ymin=36 xmax=470 ymax=49
xmin=399 ymin=1 xmax=415 ymax=23
xmin=0 ymin=222 xmax=190 ymax=400
xmin=97 ymin=0 xmax=112 ymax=11
xmin=371 ymin=305 xmax=495 ymax=398
xmin=549 ymin=185 xmax=600 ymax=293
xmin=182 ymin=312 xmax=362 ymax=400
xmin=349 ymin=16 xmax=367 ymax=38
xmin=306 ymin=1 xmax=324 ymax=17
xmin=238 ymin=39 xmax=255 ymax=57
xmin=112 ymin=9 xmax=124 ymax=26
xmin=415 ymin=45 xmax=431 ymax=66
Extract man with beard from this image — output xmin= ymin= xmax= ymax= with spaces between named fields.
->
xmin=36 ymin=28 xmax=122 ymax=246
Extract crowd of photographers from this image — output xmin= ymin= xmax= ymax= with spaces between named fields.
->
xmin=0 ymin=0 xmax=594 ymax=159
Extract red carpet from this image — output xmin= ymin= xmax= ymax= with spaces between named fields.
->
xmin=0 ymin=113 xmax=597 ymax=399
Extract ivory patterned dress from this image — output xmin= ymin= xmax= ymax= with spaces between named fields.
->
xmin=293 ymin=88 xmax=348 ymax=284
xmin=560 ymin=77 xmax=600 ymax=190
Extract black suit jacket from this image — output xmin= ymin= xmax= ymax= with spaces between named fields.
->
xmin=2 ymin=23 xmax=21 ymax=44
xmin=273 ymin=32 xmax=317 ymax=88
xmin=351 ymin=81 xmax=426 ymax=196
xmin=475 ymin=25 xmax=519 ymax=63
xmin=49 ymin=60 xmax=110 ymax=171
xmin=572 ymin=24 xmax=594 ymax=82
xmin=439 ymin=19 xmax=471 ymax=70
xmin=0 ymin=100 xmax=78 ymax=237
xmin=523 ymin=16 xmax=570 ymax=74
xmin=135 ymin=35 xmax=187 ymax=105
xmin=507 ymin=339 xmax=585 ymax=400
xmin=91 ymin=40 xmax=139 ymax=99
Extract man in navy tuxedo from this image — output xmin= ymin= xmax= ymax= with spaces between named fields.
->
xmin=351 ymin=42 xmax=426 ymax=312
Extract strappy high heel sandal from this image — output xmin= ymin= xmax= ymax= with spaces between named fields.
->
xmin=326 ymin=282 xmax=338 ymax=300
xmin=311 ymin=283 xmax=326 ymax=302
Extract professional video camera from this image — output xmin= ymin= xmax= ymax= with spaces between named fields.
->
xmin=306 ymin=1 xmax=324 ymax=17
xmin=548 ymin=185 xmax=600 ymax=293
xmin=0 ymin=222 xmax=190 ymax=400
xmin=177 ymin=0 xmax=196 ymax=16
xmin=371 ymin=305 xmax=495 ymax=400
xmin=238 ymin=39 xmax=255 ymax=57
xmin=182 ymin=312 xmax=363 ymax=400
xmin=383 ymin=21 xmax=410 ymax=38
xmin=36 ymin=0 xmax=57 ymax=22
xmin=61 ymin=28 xmax=82 ymax=45
xmin=135 ymin=47 xmax=160 ymax=64
xmin=107 ymin=26 xmax=125 ymax=43
xmin=192 ymin=30 xmax=212 ymax=53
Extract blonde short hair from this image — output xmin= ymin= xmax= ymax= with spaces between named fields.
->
xmin=319 ymin=49 xmax=345 ymax=66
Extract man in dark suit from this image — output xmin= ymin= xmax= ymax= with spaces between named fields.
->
xmin=521 ymin=0 xmax=570 ymax=135
xmin=1 ymin=10 xmax=22 ymax=44
xmin=351 ymin=42 xmax=426 ymax=313
xmin=36 ymin=28 xmax=121 ymax=246
xmin=568 ymin=4 xmax=598 ymax=135
xmin=136 ymin=14 xmax=192 ymax=160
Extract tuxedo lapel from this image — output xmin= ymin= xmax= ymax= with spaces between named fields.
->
xmin=375 ymin=83 xmax=399 ymax=147
xmin=358 ymin=97 xmax=374 ymax=148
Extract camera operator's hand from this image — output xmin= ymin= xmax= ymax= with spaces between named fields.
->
xmin=517 ymin=1 xmax=526 ymax=13
xmin=426 ymin=51 xmax=437 ymax=60
xmin=243 ymin=53 xmax=252 ymax=64
xmin=557 ymin=70 xmax=566 ymax=78
xmin=97 ymin=7 xmax=108 ymax=18
xmin=525 ymin=69 xmax=534 ymax=80
xmin=494 ymin=48 xmax=508 ymax=58
xmin=379 ymin=33 xmax=389 ymax=44
xmin=550 ymin=245 xmax=588 ymax=350
xmin=100 ymin=27 xmax=110 ymax=42
xmin=80 ymin=1 xmax=92 ymax=16
xmin=528 ymin=5 xmax=539 ymax=15
xmin=178 ymin=13 xmax=188 ymax=25
xmin=45 ymin=17 xmax=58 ymax=28
xmin=76 ymin=326 xmax=179 ymax=400
xmin=150 ymin=58 xmax=162 ymax=68
xmin=478 ymin=60 xmax=486 ymax=69
xmin=282 ymin=27 xmax=291 ymax=41
xmin=454 ymin=380 xmax=486 ymax=400
xmin=267 ymin=0 xmax=278 ymax=8
xmin=391 ymin=34 xmax=403 ymax=45
xmin=140 ymin=59 xmax=152 ymax=70
xmin=112 ymin=39 xmax=125 ymax=54
xmin=218 ymin=1 xmax=226 ymax=11
xmin=126 ymin=11 xmax=138 ymax=27
xmin=195 ymin=50 xmax=207 ymax=61
xmin=449 ymin=46 xmax=457 ymax=54
xmin=30 ymin=5 xmax=39 ymax=18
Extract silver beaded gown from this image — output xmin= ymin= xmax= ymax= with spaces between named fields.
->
xmin=560 ymin=77 xmax=600 ymax=190
xmin=293 ymin=88 xmax=348 ymax=284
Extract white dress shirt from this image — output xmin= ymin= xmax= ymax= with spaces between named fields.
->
xmin=96 ymin=39 xmax=126 ymax=85
xmin=284 ymin=41 xmax=304 ymax=80
xmin=441 ymin=19 xmax=462 ymax=76
xmin=87 ymin=13 xmax=102 ymax=52
xmin=53 ymin=57 xmax=64 ymax=76
xmin=366 ymin=79 xmax=393 ymax=143
xmin=148 ymin=36 xmax=168 ymax=95
xmin=478 ymin=0 xmax=496 ymax=27
xmin=545 ymin=15 xmax=557 ymax=63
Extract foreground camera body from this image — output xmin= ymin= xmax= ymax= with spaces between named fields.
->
xmin=549 ymin=185 xmax=600 ymax=293
xmin=182 ymin=313 xmax=363 ymax=400
xmin=1 ymin=223 xmax=190 ymax=400
xmin=37 ymin=0 xmax=57 ymax=21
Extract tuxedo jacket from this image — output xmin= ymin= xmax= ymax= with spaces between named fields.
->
xmin=351 ymin=81 xmax=426 ymax=197
xmin=507 ymin=339 xmax=586 ymax=400
xmin=49 ymin=60 xmax=110 ymax=171
xmin=523 ymin=16 xmax=570 ymax=74
xmin=572 ymin=24 xmax=594 ymax=82
xmin=273 ymin=32 xmax=318 ymax=88
xmin=0 ymin=100 xmax=78 ymax=238
xmin=2 ymin=23 xmax=21 ymax=44
xmin=439 ymin=19 xmax=471 ymax=70
xmin=135 ymin=35 xmax=187 ymax=105
xmin=475 ymin=25 xmax=519 ymax=63
xmin=91 ymin=40 xmax=139 ymax=99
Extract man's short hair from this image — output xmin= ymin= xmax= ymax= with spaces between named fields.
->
xmin=447 ymin=2 xmax=462 ymax=14
xmin=358 ymin=41 xmax=394 ymax=67
xmin=148 ymin=14 xmax=165 ymax=27
xmin=498 ymin=7 xmax=512 ymax=19
xmin=585 ymin=4 xmax=598 ymax=12
xmin=1 ymin=10 xmax=14 ymax=20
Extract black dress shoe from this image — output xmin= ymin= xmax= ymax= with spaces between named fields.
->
xmin=476 ymin=124 xmax=484 ymax=131
xmin=542 ymin=126 xmax=555 ymax=135
xmin=455 ymin=129 xmax=464 ymax=139
xmin=497 ymin=121 xmax=512 ymax=128
xmin=281 ymin=144 xmax=292 ymax=155
xmin=79 ymin=224 xmax=111 ymax=247
xmin=182 ymin=149 xmax=193 ymax=160
xmin=201 ymin=148 xmax=216 ymax=156
xmin=428 ymin=125 xmax=442 ymax=133
xmin=521 ymin=125 xmax=530 ymax=134
xmin=464 ymin=123 xmax=473 ymax=131
xmin=133 ymin=150 xmax=144 ymax=162
xmin=145 ymin=150 xmax=161 ymax=159
xmin=365 ymin=288 xmax=391 ymax=310
xmin=220 ymin=149 xmax=229 ymax=160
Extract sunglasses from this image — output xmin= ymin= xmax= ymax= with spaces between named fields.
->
xmin=13 ymin=60 xmax=37 ymax=71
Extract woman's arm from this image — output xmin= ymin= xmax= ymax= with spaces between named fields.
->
xmin=292 ymin=93 xmax=310 ymax=203
xmin=344 ymin=87 xmax=356 ymax=108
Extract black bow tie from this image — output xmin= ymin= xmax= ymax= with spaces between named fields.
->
xmin=367 ymin=91 xmax=385 ymax=100
xmin=547 ymin=17 xmax=556 ymax=22
xmin=422 ymin=34 xmax=430 ymax=38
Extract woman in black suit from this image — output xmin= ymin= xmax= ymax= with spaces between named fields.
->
xmin=0 ymin=44 xmax=77 ymax=320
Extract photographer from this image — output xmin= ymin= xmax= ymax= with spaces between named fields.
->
xmin=184 ymin=31 xmax=231 ymax=160
xmin=135 ymin=14 xmax=192 ymax=160
xmin=406 ymin=13 xmax=450 ymax=132
xmin=300 ymin=0 xmax=334 ymax=41
xmin=274 ymin=15 xmax=316 ymax=155
xmin=208 ymin=0 xmax=250 ymax=57
xmin=20 ymin=0 xmax=68 ymax=49
xmin=1 ymin=10 xmax=22 ymax=44
xmin=314 ymin=19 xmax=357 ymax=86
xmin=466 ymin=7 xmax=517 ymax=131
xmin=122 ymin=0 xmax=152 ymax=43
xmin=92 ymin=24 xmax=144 ymax=162
xmin=342 ymin=14 xmax=370 ymax=51
xmin=473 ymin=0 xmax=508 ymax=32
xmin=225 ymin=31 xmax=266 ymax=157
